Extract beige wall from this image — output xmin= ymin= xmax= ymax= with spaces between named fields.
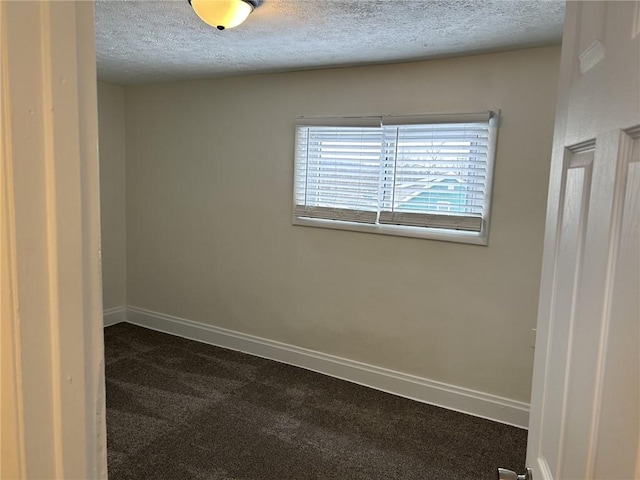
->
xmin=98 ymin=82 xmax=127 ymax=310
xmin=124 ymin=46 xmax=560 ymax=403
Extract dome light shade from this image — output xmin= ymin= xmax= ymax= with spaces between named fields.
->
xmin=189 ymin=0 xmax=262 ymax=30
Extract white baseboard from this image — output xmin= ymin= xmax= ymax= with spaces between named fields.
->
xmin=103 ymin=306 xmax=126 ymax=326
xmin=123 ymin=305 xmax=530 ymax=428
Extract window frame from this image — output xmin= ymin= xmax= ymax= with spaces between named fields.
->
xmin=292 ymin=111 xmax=500 ymax=245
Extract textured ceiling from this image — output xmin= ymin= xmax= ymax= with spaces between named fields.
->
xmin=95 ymin=0 xmax=565 ymax=84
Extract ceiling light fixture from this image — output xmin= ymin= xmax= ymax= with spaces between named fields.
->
xmin=188 ymin=0 xmax=263 ymax=30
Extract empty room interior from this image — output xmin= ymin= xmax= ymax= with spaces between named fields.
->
xmin=5 ymin=1 xmax=640 ymax=478
xmin=97 ymin=1 xmax=563 ymax=478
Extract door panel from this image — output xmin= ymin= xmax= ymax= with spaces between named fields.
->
xmin=527 ymin=1 xmax=639 ymax=479
xmin=592 ymin=132 xmax=640 ymax=480
xmin=539 ymin=148 xmax=593 ymax=479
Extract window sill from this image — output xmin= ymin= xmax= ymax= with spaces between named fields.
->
xmin=292 ymin=216 xmax=489 ymax=245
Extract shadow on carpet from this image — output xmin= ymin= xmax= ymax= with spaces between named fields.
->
xmin=105 ymin=323 xmax=526 ymax=480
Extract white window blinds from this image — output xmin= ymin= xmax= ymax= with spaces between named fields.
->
xmin=294 ymin=111 xmax=498 ymax=235
xmin=294 ymin=124 xmax=382 ymax=223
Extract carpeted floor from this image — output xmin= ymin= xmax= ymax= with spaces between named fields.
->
xmin=105 ymin=323 xmax=527 ymax=480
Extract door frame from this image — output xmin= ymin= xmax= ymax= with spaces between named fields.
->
xmin=1 ymin=2 xmax=107 ymax=478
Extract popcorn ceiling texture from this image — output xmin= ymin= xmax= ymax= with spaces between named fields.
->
xmin=95 ymin=0 xmax=564 ymax=84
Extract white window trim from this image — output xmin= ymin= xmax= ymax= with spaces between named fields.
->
xmin=292 ymin=111 xmax=500 ymax=246
xmin=292 ymin=215 xmax=490 ymax=245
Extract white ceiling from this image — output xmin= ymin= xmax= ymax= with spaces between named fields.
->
xmin=95 ymin=0 xmax=565 ymax=85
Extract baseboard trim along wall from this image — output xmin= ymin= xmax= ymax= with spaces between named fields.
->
xmin=103 ymin=306 xmax=126 ymax=326
xmin=108 ymin=305 xmax=530 ymax=429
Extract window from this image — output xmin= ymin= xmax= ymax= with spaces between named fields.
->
xmin=293 ymin=111 xmax=499 ymax=245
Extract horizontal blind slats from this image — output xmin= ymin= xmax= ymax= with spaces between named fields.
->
xmin=388 ymin=151 xmax=488 ymax=158
xmin=303 ymin=191 xmax=379 ymax=202
xmin=379 ymin=211 xmax=483 ymax=232
xmin=295 ymin=125 xmax=383 ymax=218
xmin=300 ymin=162 xmax=381 ymax=168
xmin=294 ymin=114 xmax=496 ymax=233
xmin=385 ymin=174 xmax=487 ymax=182
xmin=295 ymin=205 xmax=378 ymax=223
xmin=380 ymin=121 xmax=491 ymax=227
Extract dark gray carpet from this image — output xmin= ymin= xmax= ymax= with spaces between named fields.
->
xmin=105 ymin=323 xmax=527 ymax=480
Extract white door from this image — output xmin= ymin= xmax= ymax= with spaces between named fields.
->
xmin=526 ymin=2 xmax=640 ymax=480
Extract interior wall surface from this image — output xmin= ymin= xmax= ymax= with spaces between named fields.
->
xmin=98 ymin=81 xmax=127 ymax=310
xmin=124 ymin=46 xmax=560 ymax=403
